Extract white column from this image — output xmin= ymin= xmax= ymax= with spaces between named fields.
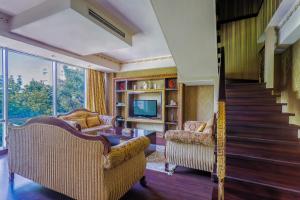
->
xmin=264 ymin=27 xmax=277 ymax=88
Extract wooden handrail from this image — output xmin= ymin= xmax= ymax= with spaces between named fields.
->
xmin=217 ymin=47 xmax=226 ymax=200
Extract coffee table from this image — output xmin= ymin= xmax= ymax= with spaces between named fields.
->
xmin=100 ymin=127 xmax=156 ymax=156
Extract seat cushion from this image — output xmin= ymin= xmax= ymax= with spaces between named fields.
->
xmin=81 ymin=125 xmax=112 ymax=134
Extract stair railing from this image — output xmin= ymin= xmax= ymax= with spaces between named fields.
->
xmin=217 ymin=47 xmax=226 ymax=200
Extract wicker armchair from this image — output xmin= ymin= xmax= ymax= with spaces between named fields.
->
xmin=164 ymin=116 xmax=215 ymax=174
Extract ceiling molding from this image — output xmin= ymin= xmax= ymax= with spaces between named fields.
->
xmin=121 ymin=55 xmax=172 ymax=65
xmin=278 ymin=1 xmax=300 ymax=28
xmin=120 ymin=55 xmax=175 ymax=72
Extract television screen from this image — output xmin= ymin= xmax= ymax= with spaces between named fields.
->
xmin=133 ymin=100 xmax=157 ymax=117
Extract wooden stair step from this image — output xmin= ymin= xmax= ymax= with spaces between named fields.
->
xmin=227 ymin=129 xmax=298 ymax=142
xmin=226 ymin=102 xmax=286 ymax=106
xmin=226 ymin=104 xmax=283 ymax=112
xmin=226 ymin=98 xmax=277 ymax=104
xmin=226 ymin=93 xmax=279 ymax=98
xmin=222 ymin=177 xmax=300 ymax=200
xmin=227 ymin=140 xmax=300 ymax=163
xmin=226 ymin=135 xmax=300 ymax=146
xmin=226 ymin=113 xmax=291 ymax=124
xmin=226 ymin=110 xmax=292 ymax=115
xmin=226 ymin=120 xmax=297 ymax=129
xmin=226 ymin=88 xmax=273 ymax=93
xmin=226 ymin=155 xmax=300 ymax=192
xmin=226 ymin=84 xmax=266 ymax=89
xmin=227 ymin=136 xmax=300 ymax=149
xmin=226 ymin=82 xmax=265 ymax=86
xmin=226 ymin=90 xmax=272 ymax=95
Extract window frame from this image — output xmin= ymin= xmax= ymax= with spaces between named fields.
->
xmin=0 ymin=47 xmax=87 ymax=151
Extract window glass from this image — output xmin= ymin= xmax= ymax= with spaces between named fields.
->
xmin=8 ymin=51 xmax=53 ymax=125
xmin=57 ymin=63 xmax=85 ymax=114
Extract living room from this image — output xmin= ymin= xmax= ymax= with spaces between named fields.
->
xmin=1 ymin=0 xmax=300 ymax=200
xmin=0 ymin=0 xmax=218 ymax=200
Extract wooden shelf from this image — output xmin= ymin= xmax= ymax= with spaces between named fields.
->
xmin=165 ymin=88 xmax=178 ymax=91
xmin=116 ymin=104 xmax=126 ymax=107
xmin=165 ymin=121 xmax=178 ymax=125
xmin=165 ymin=105 xmax=178 ymax=108
xmin=127 ymin=89 xmax=164 ymax=93
xmin=116 ymin=90 xmax=126 ymax=93
xmin=126 ymin=117 xmax=164 ymax=124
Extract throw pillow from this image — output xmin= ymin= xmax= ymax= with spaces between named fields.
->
xmin=87 ymin=116 xmax=101 ymax=128
xmin=196 ymin=123 xmax=206 ymax=132
xmin=74 ymin=118 xmax=88 ymax=129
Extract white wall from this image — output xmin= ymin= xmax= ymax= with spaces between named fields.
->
xmin=151 ymin=0 xmax=218 ymax=84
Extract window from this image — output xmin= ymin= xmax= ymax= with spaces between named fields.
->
xmin=0 ymin=48 xmax=87 ymax=150
xmin=0 ymin=48 xmax=3 ymax=148
xmin=57 ymin=63 xmax=85 ymax=114
xmin=8 ymin=51 xmax=53 ymax=125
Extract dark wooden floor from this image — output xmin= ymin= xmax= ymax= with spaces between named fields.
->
xmin=0 ymin=154 xmax=214 ymax=200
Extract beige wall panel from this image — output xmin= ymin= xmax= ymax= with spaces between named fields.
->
xmin=277 ymin=41 xmax=300 ymax=129
xmin=184 ymin=85 xmax=214 ymax=122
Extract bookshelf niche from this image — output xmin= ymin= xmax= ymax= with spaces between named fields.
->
xmin=113 ymin=75 xmax=183 ymax=132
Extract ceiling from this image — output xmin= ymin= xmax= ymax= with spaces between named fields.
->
xmin=94 ymin=0 xmax=171 ymax=62
xmin=0 ymin=0 xmax=172 ymax=63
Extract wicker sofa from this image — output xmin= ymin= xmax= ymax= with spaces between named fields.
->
xmin=7 ymin=117 xmax=150 ymax=200
xmin=164 ymin=116 xmax=215 ymax=174
xmin=58 ymin=108 xmax=116 ymax=134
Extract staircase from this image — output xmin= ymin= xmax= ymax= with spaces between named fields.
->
xmin=215 ymin=81 xmax=300 ymax=200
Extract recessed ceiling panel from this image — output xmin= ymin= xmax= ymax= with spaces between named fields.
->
xmin=10 ymin=0 xmax=132 ymax=56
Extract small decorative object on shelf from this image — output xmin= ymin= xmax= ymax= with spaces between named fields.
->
xmin=153 ymin=83 xmax=157 ymax=89
xmin=170 ymin=110 xmax=175 ymax=121
xmin=133 ymin=85 xmax=137 ymax=90
xmin=168 ymin=79 xmax=177 ymax=89
xmin=143 ymin=81 xmax=148 ymax=89
xmin=170 ymin=99 xmax=177 ymax=106
xmin=122 ymin=128 xmax=133 ymax=136
xmin=116 ymin=102 xmax=125 ymax=106
xmin=116 ymin=116 xmax=125 ymax=127
xmin=119 ymin=82 xmax=125 ymax=90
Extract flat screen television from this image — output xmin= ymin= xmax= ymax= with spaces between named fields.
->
xmin=133 ymin=100 xmax=157 ymax=118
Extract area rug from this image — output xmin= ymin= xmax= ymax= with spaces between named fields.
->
xmin=146 ymin=145 xmax=176 ymax=173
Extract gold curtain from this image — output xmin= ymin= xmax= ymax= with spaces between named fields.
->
xmin=87 ymin=68 xmax=107 ymax=115
xmin=221 ymin=17 xmax=259 ymax=80
xmin=220 ymin=0 xmax=282 ymax=80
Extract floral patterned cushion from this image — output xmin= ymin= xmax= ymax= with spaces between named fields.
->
xmin=164 ymin=129 xmax=214 ymax=146
xmin=99 ymin=115 xmax=116 ymax=127
xmin=103 ymin=136 xmax=150 ymax=169
xmin=184 ymin=121 xmax=206 ymax=131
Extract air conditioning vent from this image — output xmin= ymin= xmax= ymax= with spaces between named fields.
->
xmin=88 ymin=9 xmax=125 ymax=38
